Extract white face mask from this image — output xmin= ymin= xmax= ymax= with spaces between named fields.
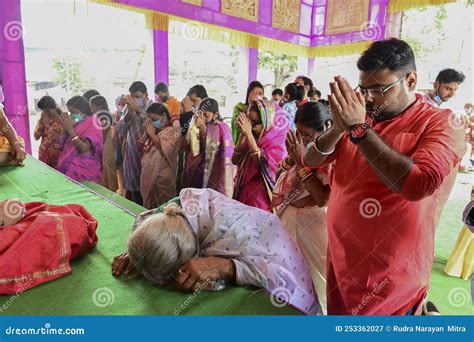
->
xmin=434 ymin=89 xmax=443 ymax=103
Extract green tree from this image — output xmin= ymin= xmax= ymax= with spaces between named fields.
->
xmin=401 ymin=6 xmax=447 ymax=62
xmin=52 ymin=56 xmax=83 ymax=95
xmin=258 ymin=51 xmax=298 ymax=89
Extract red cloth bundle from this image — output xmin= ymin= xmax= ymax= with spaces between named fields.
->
xmin=0 ymin=202 xmax=98 ymax=295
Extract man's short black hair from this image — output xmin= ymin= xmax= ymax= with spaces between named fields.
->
xmin=272 ymin=89 xmax=283 ymax=97
xmin=37 ymin=95 xmax=57 ymax=110
xmin=129 ymin=81 xmax=147 ymax=94
xmin=308 ymin=87 xmax=321 ymax=98
xmin=187 ymin=85 xmax=208 ymax=99
xmin=154 ymin=82 xmax=169 ymax=94
xmin=357 ymin=38 xmax=416 ymax=76
xmin=435 ymin=69 xmax=465 ymax=84
xmin=296 ymin=76 xmax=313 ymax=89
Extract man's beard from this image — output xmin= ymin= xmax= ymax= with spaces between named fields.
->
xmin=366 ymin=96 xmax=409 ymax=122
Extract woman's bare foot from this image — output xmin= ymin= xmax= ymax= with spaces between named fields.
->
xmin=0 ymin=199 xmax=26 ymax=227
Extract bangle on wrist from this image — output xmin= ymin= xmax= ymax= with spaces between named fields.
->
xmin=250 ymin=149 xmax=259 ymax=156
xmin=312 ymin=136 xmax=335 ymax=156
xmin=281 ymin=158 xmax=292 ymax=170
xmin=298 ymin=167 xmax=312 ymax=180
xmin=71 ymin=136 xmax=80 ymax=142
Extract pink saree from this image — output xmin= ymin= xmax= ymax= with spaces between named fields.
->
xmin=233 ymin=100 xmax=288 ymax=212
xmin=57 ymin=115 xmax=103 ymax=183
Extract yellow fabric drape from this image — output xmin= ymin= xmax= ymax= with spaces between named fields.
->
xmin=388 ymin=0 xmax=457 ymax=13
xmin=91 ymin=0 xmax=455 ymax=58
xmin=90 ymin=0 xmax=370 ymax=57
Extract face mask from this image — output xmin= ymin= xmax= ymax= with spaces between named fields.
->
xmin=434 ymin=89 xmax=443 ymax=103
xmin=465 ymin=108 xmax=472 ymax=115
xmin=152 ymin=119 xmax=164 ymax=129
xmin=135 ymin=98 xmax=145 ymax=108
xmin=70 ymin=113 xmax=83 ymax=123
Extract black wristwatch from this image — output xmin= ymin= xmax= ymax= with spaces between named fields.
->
xmin=349 ymin=123 xmax=370 ymax=144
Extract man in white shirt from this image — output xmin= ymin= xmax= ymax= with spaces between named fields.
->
xmin=423 ymin=68 xmax=465 ymax=107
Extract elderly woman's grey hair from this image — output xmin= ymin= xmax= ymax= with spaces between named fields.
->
xmin=127 ymin=203 xmax=197 ymax=284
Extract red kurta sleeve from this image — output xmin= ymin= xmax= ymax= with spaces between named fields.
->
xmin=400 ymin=109 xmax=466 ymax=201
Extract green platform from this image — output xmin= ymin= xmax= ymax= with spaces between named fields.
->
xmin=0 ymin=157 xmax=299 ymax=315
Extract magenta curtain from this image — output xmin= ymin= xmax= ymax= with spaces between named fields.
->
xmin=0 ymin=0 xmax=31 ymax=153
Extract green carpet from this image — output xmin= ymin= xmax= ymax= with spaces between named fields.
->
xmin=0 ymin=156 xmax=299 ymax=315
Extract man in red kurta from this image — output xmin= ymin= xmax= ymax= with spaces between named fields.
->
xmin=303 ymin=39 xmax=465 ymax=315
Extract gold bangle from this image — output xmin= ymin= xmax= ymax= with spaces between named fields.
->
xmin=250 ymin=150 xmax=259 ymax=156
xmin=281 ymin=159 xmax=292 ymax=170
xmin=298 ymin=167 xmax=313 ymax=180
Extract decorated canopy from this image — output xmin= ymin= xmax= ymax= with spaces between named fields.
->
xmin=92 ymin=0 xmax=456 ymax=57
xmin=0 ymin=0 xmax=457 ymax=152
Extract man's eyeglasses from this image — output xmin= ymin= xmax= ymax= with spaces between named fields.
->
xmin=355 ymin=73 xmax=410 ymax=98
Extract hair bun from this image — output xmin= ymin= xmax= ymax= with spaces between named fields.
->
xmin=162 ymin=202 xmax=183 ymax=217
